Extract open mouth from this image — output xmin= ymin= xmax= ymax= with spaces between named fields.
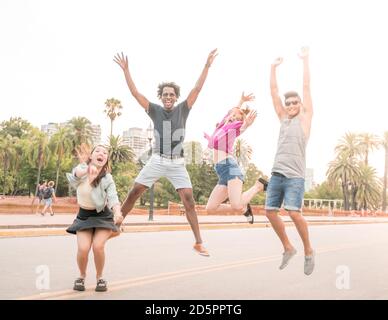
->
xmin=96 ymin=156 xmax=105 ymax=164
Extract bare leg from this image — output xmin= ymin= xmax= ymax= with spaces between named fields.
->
xmin=92 ymin=228 xmax=112 ymax=279
xmin=121 ymin=183 xmax=148 ymax=218
xmin=288 ymin=211 xmax=313 ymax=255
xmin=206 ymin=179 xmax=264 ymax=214
xmin=76 ymin=229 xmax=93 ymax=278
xmin=177 ymin=188 xmax=202 ymax=244
xmin=265 ymin=210 xmax=295 ymax=252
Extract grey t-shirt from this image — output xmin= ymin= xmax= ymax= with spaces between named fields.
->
xmin=271 ymin=117 xmax=306 ymax=178
xmin=147 ymin=100 xmax=190 ymax=157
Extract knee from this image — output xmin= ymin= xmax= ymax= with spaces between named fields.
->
xmin=266 ymin=211 xmax=277 ymax=219
xmin=230 ymin=203 xmax=244 ymax=212
xmin=92 ymin=242 xmax=105 ymax=253
xmin=183 ymin=196 xmax=195 ymax=211
xmin=77 ymin=245 xmax=91 ymax=256
xmin=128 ymin=184 xmax=145 ymax=199
xmin=288 ymin=211 xmax=302 ymax=221
xmin=205 ymin=203 xmax=217 ymax=211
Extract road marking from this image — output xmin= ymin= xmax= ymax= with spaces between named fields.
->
xmin=17 ymin=240 xmax=385 ymax=300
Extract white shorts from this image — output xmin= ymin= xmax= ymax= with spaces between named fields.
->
xmin=135 ymin=154 xmax=192 ymax=190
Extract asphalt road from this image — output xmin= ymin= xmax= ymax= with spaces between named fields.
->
xmin=1 ymin=223 xmax=388 ymax=300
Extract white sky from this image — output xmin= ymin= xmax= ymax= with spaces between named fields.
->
xmin=1 ymin=0 xmax=387 ymax=183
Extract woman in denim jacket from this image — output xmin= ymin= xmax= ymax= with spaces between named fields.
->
xmin=66 ymin=144 xmax=123 ymax=292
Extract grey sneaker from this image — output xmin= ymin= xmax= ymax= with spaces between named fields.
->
xmin=279 ymin=248 xmax=297 ymax=270
xmin=304 ymin=251 xmax=315 ymax=275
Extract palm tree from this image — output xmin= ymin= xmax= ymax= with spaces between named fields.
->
xmin=67 ymin=117 xmax=94 ymax=154
xmin=107 ymin=135 xmax=135 ymax=169
xmin=382 ymin=131 xmax=388 ymax=212
xmin=183 ymin=141 xmax=203 ymax=165
xmin=104 ymin=98 xmax=123 ymax=137
xmin=233 ymin=138 xmax=253 ymax=170
xmin=356 ymin=164 xmax=382 ymax=211
xmin=327 ymin=153 xmax=361 ymax=211
xmin=358 ymin=133 xmax=380 ymax=165
xmin=335 ymin=132 xmax=362 ymax=158
xmin=50 ymin=126 xmax=73 ymax=192
xmin=28 ymin=130 xmax=50 ymax=196
xmin=0 ymin=134 xmax=18 ymax=195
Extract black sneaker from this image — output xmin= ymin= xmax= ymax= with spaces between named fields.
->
xmin=73 ymin=278 xmax=85 ymax=291
xmin=243 ymin=203 xmax=254 ymax=224
xmin=95 ymin=278 xmax=108 ymax=292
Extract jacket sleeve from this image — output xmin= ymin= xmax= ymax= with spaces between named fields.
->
xmin=104 ymin=174 xmax=120 ymax=209
xmin=66 ymin=163 xmax=88 ymax=189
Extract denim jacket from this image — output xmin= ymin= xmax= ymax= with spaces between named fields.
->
xmin=66 ymin=163 xmax=120 ymax=213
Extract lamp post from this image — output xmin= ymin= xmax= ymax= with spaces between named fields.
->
xmin=147 ymin=123 xmax=154 ymax=221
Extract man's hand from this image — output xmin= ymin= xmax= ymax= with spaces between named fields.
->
xmin=205 ymin=48 xmax=218 ymax=68
xmin=298 ymin=47 xmax=310 ymax=59
xmin=113 ymin=52 xmax=129 ymax=71
xmin=272 ymin=57 xmax=283 ymax=67
xmin=114 ymin=213 xmax=124 ymax=226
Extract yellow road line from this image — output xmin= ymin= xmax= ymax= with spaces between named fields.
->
xmin=18 ymin=240 xmax=384 ymax=300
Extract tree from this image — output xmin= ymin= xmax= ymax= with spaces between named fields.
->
xmin=28 ymin=130 xmax=51 ymax=196
xmin=233 ymin=138 xmax=253 ymax=171
xmin=107 ymin=135 xmax=135 ymax=171
xmin=0 ymin=117 xmax=33 ymax=139
xmin=356 ymin=164 xmax=382 ymax=211
xmin=183 ymin=141 xmax=203 ymax=165
xmin=382 ymin=131 xmax=388 ymax=212
xmin=0 ymin=134 xmax=19 ymax=195
xmin=104 ymin=98 xmax=123 ymax=137
xmin=327 ymin=153 xmax=361 ymax=211
xmin=67 ymin=117 xmax=94 ymax=153
xmin=335 ymin=132 xmax=362 ymax=159
xmin=358 ymin=133 xmax=380 ymax=165
xmin=50 ymin=126 xmax=73 ymax=192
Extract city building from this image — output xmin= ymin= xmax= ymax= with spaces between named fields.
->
xmin=305 ymin=168 xmax=315 ymax=192
xmin=122 ymin=127 xmax=150 ymax=159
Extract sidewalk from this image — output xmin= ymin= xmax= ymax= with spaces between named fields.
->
xmin=1 ymin=213 xmax=388 ymax=238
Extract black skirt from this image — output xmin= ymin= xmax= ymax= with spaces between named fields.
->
xmin=66 ymin=206 xmax=119 ymax=234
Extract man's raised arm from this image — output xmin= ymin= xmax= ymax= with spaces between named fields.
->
xmin=299 ymin=47 xmax=313 ymax=119
xmin=114 ymin=52 xmax=149 ymax=110
xmin=270 ymin=57 xmax=287 ymax=120
xmin=186 ymin=49 xmax=218 ymax=109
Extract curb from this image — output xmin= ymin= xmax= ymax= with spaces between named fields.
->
xmin=1 ymin=220 xmax=388 ymax=238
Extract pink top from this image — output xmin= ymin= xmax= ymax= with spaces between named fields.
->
xmin=204 ymin=111 xmax=243 ymax=154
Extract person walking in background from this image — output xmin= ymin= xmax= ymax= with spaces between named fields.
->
xmin=204 ymin=92 xmax=267 ymax=224
xmin=40 ymin=181 xmax=56 ymax=216
xmin=113 ymin=49 xmax=217 ymax=257
xmin=32 ymin=181 xmax=46 ymax=214
xmin=265 ymin=47 xmax=315 ymax=275
xmin=66 ymin=144 xmax=123 ymax=292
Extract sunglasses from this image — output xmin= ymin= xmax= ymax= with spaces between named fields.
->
xmin=285 ymin=100 xmax=299 ymax=107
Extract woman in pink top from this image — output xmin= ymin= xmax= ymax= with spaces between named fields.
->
xmin=204 ymin=92 xmax=267 ymax=224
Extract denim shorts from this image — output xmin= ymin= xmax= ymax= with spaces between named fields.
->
xmin=265 ymin=173 xmax=305 ymax=211
xmin=43 ymin=198 xmax=53 ymax=207
xmin=214 ymin=157 xmax=244 ymax=186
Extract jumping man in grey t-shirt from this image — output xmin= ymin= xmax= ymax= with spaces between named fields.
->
xmin=114 ymin=49 xmax=218 ymax=256
xmin=265 ymin=47 xmax=315 ymax=275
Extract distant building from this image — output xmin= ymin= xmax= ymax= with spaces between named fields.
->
xmin=41 ymin=122 xmax=59 ymax=138
xmin=41 ymin=122 xmax=101 ymax=146
xmin=90 ymin=124 xmax=101 ymax=146
xmin=305 ymin=168 xmax=315 ymax=192
xmin=122 ymin=127 xmax=150 ymax=159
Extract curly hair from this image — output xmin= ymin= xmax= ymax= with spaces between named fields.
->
xmin=157 ymin=82 xmax=181 ymax=99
